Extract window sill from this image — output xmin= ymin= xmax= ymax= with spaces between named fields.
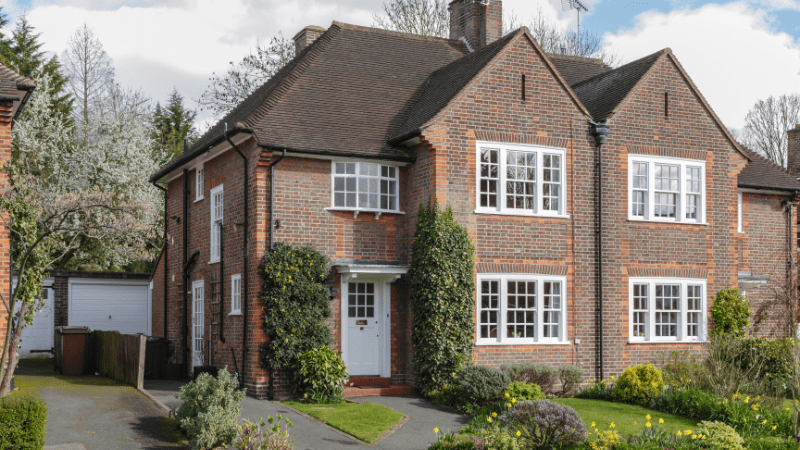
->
xmin=628 ymin=339 xmax=706 ymax=344
xmin=475 ymin=340 xmax=572 ymax=346
xmin=628 ymin=218 xmax=708 ymax=226
xmin=325 ymin=207 xmax=405 ymax=219
xmin=194 ymin=196 xmax=204 ymax=203
xmin=474 ymin=209 xmax=570 ymax=219
xmin=209 ymin=259 xmax=220 ymax=265
xmin=229 ymin=311 xmax=242 ymax=316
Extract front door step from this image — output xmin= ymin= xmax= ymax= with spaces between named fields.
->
xmin=347 ymin=376 xmax=391 ymax=387
xmin=343 ymin=384 xmax=414 ymax=398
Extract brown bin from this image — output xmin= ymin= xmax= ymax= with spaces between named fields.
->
xmin=55 ymin=326 xmax=90 ymax=376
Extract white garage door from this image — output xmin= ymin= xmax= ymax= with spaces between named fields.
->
xmin=69 ymin=280 xmax=151 ymax=335
xmin=17 ymin=286 xmax=55 ymax=358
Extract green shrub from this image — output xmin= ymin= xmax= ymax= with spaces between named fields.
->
xmin=410 ymin=202 xmax=475 ymax=396
xmin=292 ymin=346 xmax=347 ymax=403
xmin=656 ymin=350 xmax=706 ymax=389
xmin=738 ymin=337 xmax=794 ymax=387
xmin=695 ymin=421 xmax=745 ymax=450
xmin=478 ymin=427 xmax=521 ymax=450
xmin=710 ymin=288 xmax=751 ymax=338
xmin=427 ymin=432 xmax=479 ymax=450
xmin=744 ymin=436 xmax=797 ymax=450
xmin=235 ymin=415 xmax=294 ymax=450
xmin=499 ymin=363 xmax=557 ymax=395
xmin=613 ymin=364 xmax=664 ymax=404
xmin=260 ymin=243 xmax=333 ymax=371
xmin=504 ymin=381 xmax=545 ymax=402
xmin=0 ymin=394 xmax=47 ymax=449
xmin=173 ymin=368 xmax=245 ymax=450
xmin=558 ymin=365 xmax=583 ymax=397
xmin=455 ymin=365 xmax=510 ymax=405
xmin=499 ymin=400 xmax=587 ymax=448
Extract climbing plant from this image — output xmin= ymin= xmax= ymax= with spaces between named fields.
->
xmin=410 ymin=201 xmax=475 ymax=396
xmin=710 ymin=288 xmax=751 ymax=338
xmin=259 ymin=243 xmax=333 ymax=371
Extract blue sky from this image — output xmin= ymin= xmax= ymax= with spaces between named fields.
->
xmin=3 ymin=0 xmax=799 ymax=131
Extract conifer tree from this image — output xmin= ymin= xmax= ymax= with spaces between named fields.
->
xmin=152 ymin=88 xmax=198 ymax=163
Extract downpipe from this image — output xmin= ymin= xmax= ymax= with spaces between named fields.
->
xmin=151 ymin=181 xmax=168 ymax=338
xmin=589 ymin=120 xmax=609 ymax=380
xmin=267 ymin=148 xmax=286 ymax=400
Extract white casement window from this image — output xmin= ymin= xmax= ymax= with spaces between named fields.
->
xmin=737 ymin=192 xmax=743 ymax=233
xmin=629 ymin=277 xmax=707 ymax=342
xmin=195 ymin=166 xmax=204 ymax=201
xmin=230 ymin=274 xmax=241 ymax=315
xmin=330 ymin=161 xmax=400 ymax=212
xmin=210 ymin=185 xmax=223 ymax=263
xmin=628 ymin=155 xmax=706 ymax=223
xmin=476 ymin=274 xmax=568 ymax=345
xmin=476 ymin=142 xmax=567 ymax=217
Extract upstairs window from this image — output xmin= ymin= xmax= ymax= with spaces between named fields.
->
xmin=195 ymin=166 xmax=204 ymax=201
xmin=210 ymin=185 xmax=223 ymax=263
xmin=629 ymin=277 xmax=706 ymax=342
xmin=628 ymin=155 xmax=706 ymax=223
xmin=476 ymin=142 xmax=566 ymax=216
xmin=331 ymin=162 xmax=399 ymax=212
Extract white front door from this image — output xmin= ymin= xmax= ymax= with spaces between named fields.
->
xmin=192 ymin=281 xmax=205 ymax=369
xmin=18 ymin=287 xmax=54 ymax=358
xmin=345 ymin=281 xmax=381 ymax=375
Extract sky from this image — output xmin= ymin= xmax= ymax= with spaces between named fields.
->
xmin=3 ymin=0 xmax=799 ymax=134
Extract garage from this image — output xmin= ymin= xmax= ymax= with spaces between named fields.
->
xmin=68 ymin=279 xmax=151 ymax=335
xmin=17 ymin=283 xmax=54 ymax=358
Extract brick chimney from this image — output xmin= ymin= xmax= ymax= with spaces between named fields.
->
xmin=788 ymin=124 xmax=800 ymax=175
xmin=293 ymin=25 xmax=326 ymax=54
xmin=449 ymin=0 xmax=502 ymax=51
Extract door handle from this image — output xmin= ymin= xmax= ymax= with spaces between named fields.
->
xmin=360 ymin=327 xmax=364 ymax=331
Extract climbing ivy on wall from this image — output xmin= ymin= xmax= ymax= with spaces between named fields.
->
xmin=259 ymin=243 xmax=333 ymax=371
xmin=410 ymin=201 xmax=475 ymax=396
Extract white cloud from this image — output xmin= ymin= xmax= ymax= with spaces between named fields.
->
xmin=603 ymin=2 xmax=800 ymax=130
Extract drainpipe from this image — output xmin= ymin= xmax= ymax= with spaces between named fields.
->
xmin=182 ymin=167 xmax=190 ymax=371
xmin=589 ymin=120 xmax=609 ymax=380
xmin=267 ymin=148 xmax=286 ymax=400
xmin=219 ymin=223 xmax=225 ymax=344
xmin=152 ymin=182 xmax=168 ymax=338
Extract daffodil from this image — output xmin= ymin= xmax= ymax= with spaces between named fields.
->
xmin=658 ymin=418 xmax=664 ymax=424
xmin=507 ymin=403 xmax=512 ymax=408
xmin=492 ymin=412 xmax=497 ymax=418
xmin=762 ymin=420 xmax=768 ymax=425
xmin=516 ymin=431 xmax=521 ymax=437
xmin=772 ymin=426 xmax=778 ymax=431
xmin=512 ymin=398 xmax=517 ymax=403
xmin=646 ymin=414 xmax=651 ymax=420
xmin=646 ymin=422 xmax=651 ymax=428
xmin=591 ymin=422 xmax=596 ymax=428
xmin=685 ymin=430 xmax=692 ymax=435
xmin=692 ymin=435 xmax=698 ymax=440
xmin=434 ymin=428 xmax=439 ymax=434
xmin=610 ymin=422 xmax=615 ymax=428
xmin=676 ymin=430 xmax=683 ymax=436
xmin=505 ymin=392 xmax=510 ymax=398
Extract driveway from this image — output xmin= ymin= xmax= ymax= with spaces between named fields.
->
xmin=146 ymin=380 xmax=468 ymax=450
xmin=14 ymin=359 xmax=186 ymax=450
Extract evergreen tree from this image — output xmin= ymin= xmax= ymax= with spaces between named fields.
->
xmin=0 ymin=7 xmax=13 ymax=66
xmin=151 ymin=88 xmax=198 ymax=163
xmin=3 ymin=15 xmax=72 ymax=119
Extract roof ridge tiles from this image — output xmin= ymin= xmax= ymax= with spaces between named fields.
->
xmin=570 ymin=48 xmax=666 ymax=91
xmin=331 ymin=21 xmax=466 ymax=45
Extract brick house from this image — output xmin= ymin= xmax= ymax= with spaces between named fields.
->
xmin=150 ymin=0 xmax=799 ymax=398
xmin=0 ymin=63 xmax=33 ymax=365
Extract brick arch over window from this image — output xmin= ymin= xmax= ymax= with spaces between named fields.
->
xmin=626 ymin=145 xmax=708 ymax=161
xmin=476 ymin=263 xmax=568 ymax=276
xmin=625 ymin=267 xmax=709 ymax=279
xmin=473 ymin=131 xmax=569 ymax=149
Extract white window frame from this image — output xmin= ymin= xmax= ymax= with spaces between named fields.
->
xmin=628 ymin=155 xmax=706 ymax=224
xmin=628 ymin=277 xmax=707 ymax=343
xmin=209 ymin=184 xmax=223 ymax=263
xmin=737 ymin=192 xmax=743 ymax=233
xmin=327 ymin=160 xmax=402 ymax=214
xmin=476 ymin=273 xmax=569 ymax=345
xmin=230 ymin=274 xmax=241 ymax=315
xmin=475 ymin=141 xmax=568 ymax=217
xmin=195 ymin=165 xmax=204 ymax=202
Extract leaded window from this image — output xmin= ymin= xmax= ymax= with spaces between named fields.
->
xmin=332 ymin=162 xmax=399 ymax=211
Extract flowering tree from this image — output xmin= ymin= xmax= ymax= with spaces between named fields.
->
xmin=0 ymin=75 xmax=162 ymax=395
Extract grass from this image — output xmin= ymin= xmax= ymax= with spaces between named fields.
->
xmin=552 ymin=398 xmax=700 ymax=437
xmin=11 ymin=359 xmax=123 ymax=397
xmin=285 ymin=400 xmax=404 ymax=443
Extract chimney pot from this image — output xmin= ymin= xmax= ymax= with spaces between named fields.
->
xmin=449 ymin=0 xmax=502 ymax=51
xmin=293 ymin=25 xmax=326 ymax=54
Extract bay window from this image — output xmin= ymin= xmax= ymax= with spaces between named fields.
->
xmin=629 ymin=277 xmax=706 ymax=342
xmin=477 ymin=274 xmax=568 ymax=344
xmin=330 ymin=161 xmax=400 ymax=212
xmin=476 ymin=142 xmax=567 ymax=216
xmin=628 ymin=155 xmax=706 ymax=223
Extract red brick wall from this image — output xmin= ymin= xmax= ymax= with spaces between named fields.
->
xmin=0 ymin=101 xmax=10 ymax=359
xmin=151 ymin=251 xmax=166 ymax=338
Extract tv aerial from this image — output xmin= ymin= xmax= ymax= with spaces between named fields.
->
xmin=561 ymin=0 xmax=589 ymax=47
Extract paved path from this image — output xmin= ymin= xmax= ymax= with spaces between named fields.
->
xmin=146 ymin=381 xmax=468 ymax=450
xmin=15 ymin=360 xmax=186 ymax=450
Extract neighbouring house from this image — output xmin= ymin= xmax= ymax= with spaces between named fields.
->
xmin=0 ymin=63 xmax=34 ymax=365
xmin=149 ymin=0 xmax=799 ymax=398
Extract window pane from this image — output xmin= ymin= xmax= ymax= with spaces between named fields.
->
xmin=543 ymin=281 xmax=561 ymax=338
xmin=633 ymin=284 xmax=648 ymax=338
xmin=687 ymin=285 xmax=702 ymax=337
xmin=543 ymin=154 xmax=561 ymax=211
xmin=505 ymin=150 xmax=536 ymax=211
xmin=480 ymin=149 xmax=500 ymax=208
xmin=655 ymin=284 xmax=680 ymax=337
xmin=480 ymin=281 xmax=500 ymax=339
xmin=506 ymin=280 xmax=535 ymax=339
xmin=632 ymin=162 xmax=647 ymax=217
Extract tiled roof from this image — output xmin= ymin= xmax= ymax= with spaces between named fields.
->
xmin=152 ymin=23 xmax=468 ymax=181
xmin=571 ymin=50 xmax=664 ymax=121
xmin=390 ymin=30 xmax=518 ymax=142
xmin=0 ymin=62 xmax=35 ymax=121
xmin=738 ymin=146 xmax=800 ymax=192
xmin=547 ymin=54 xmax=612 ymax=87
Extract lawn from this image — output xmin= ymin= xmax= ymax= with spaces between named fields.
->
xmin=552 ymin=398 xmax=700 ymax=437
xmin=285 ymin=401 xmax=405 ymax=443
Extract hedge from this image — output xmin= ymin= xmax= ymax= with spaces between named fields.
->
xmin=0 ymin=394 xmax=47 ymax=449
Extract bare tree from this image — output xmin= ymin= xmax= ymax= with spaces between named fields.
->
xmin=740 ymin=94 xmax=800 ymax=168
xmin=198 ymin=35 xmax=294 ymax=119
xmin=373 ymin=0 xmax=449 ymax=38
xmin=522 ymin=7 xmax=619 ymax=67
xmin=61 ymin=24 xmax=115 ymax=144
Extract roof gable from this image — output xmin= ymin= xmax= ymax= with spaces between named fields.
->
xmin=739 ymin=146 xmax=800 ymax=192
xmin=547 ymin=54 xmax=612 ymax=86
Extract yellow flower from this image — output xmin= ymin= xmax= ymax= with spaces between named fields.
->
xmin=505 ymin=392 xmax=510 ymax=398
xmin=752 ymin=404 xmax=759 ymax=412
xmin=692 ymin=435 xmax=698 ymax=440
xmin=487 ymin=417 xmax=492 ymax=423
xmin=512 ymin=398 xmax=517 ymax=403
xmin=701 ymin=435 xmax=707 ymax=440
xmin=676 ymin=430 xmax=683 ymax=436
xmin=507 ymin=403 xmax=512 ymax=408
xmin=659 ymin=418 xmax=664 ymax=424
xmin=772 ymin=426 xmax=778 ymax=431
xmin=610 ymin=376 xmax=615 ymax=381
xmin=304 ymin=393 xmax=308 ymax=397
xmin=516 ymin=431 xmax=521 ymax=437
xmin=434 ymin=428 xmax=439 ymax=434
xmin=685 ymin=430 xmax=692 ymax=435
xmin=646 ymin=414 xmax=651 ymax=420
xmin=634 ymin=421 xmax=638 ymax=426
xmin=591 ymin=422 xmax=596 ymax=427
xmin=492 ymin=412 xmax=497 ymax=418
xmin=744 ymin=397 xmax=750 ymax=404
xmin=755 ymin=396 xmax=761 ymax=401
xmin=610 ymin=422 xmax=615 ymax=428
xmin=762 ymin=420 xmax=768 ymax=425
xmin=646 ymin=422 xmax=651 ymax=428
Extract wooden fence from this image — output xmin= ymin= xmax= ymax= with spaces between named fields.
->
xmin=91 ymin=330 xmax=146 ymax=389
